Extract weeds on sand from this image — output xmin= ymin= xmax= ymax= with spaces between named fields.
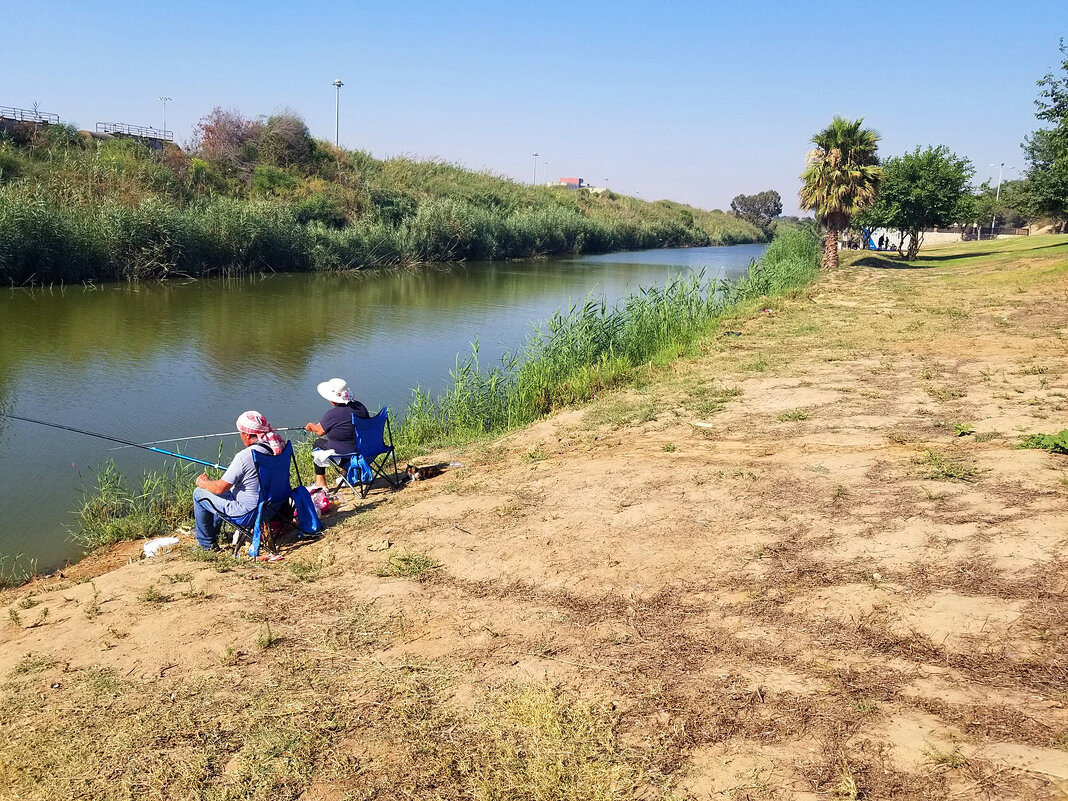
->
xmin=325 ymin=603 xmax=404 ymax=651
xmin=256 ymin=622 xmax=275 ymax=650
xmin=10 ymin=653 xmax=58 ymax=675
xmin=925 ymin=385 xmax=967 ymax=401
xmin=376 ymin=550 xmax=440 ymax=578
xmin=1017 ymin=364 xmax=1050 ymax=375
xmin=140 ymin=585 xmax=171 ymax=604
xmin=924 ymin=745 xmax=968 ymax=769
xmin=583 ymin=399 xmax=657 ymax=429
xmin=287 ymin=558 xmax=324 ymax=583
xmin=922 ymin=450 xmax=978 ymax=482
xmin=689 ymin=383 xmax=743 ymax=417
xmin=778 ymin=408 xmax=809 ymax=422
xmin=83 ymin=583 xmax=101 ymax=619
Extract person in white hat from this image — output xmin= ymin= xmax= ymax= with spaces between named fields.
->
xmin=304 ymin=378 xmax=371 ymax=489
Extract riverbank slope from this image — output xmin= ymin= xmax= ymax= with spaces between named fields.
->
xmin=2 ymin=235 xmax=1067 ymax=799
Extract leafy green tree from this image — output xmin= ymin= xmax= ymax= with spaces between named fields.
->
xmin=730 ymin=190 xmax=782 ymax=233
xmin=972 ymin=179 xmax=1028 ymax=231
xmin=1019 ymin=41 xmax=1068 ymax=230
xmin=860 ymin=146 xmax=975 ymax=258
xmin=799 ymin=117 xmax=882 ymax=270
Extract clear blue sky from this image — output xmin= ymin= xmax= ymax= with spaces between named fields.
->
xmin=5 ymin=0 xmax=1063 ymax=214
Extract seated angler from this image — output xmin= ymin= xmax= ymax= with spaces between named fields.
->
xmin=305 ymin=378 xmax=371 ymax=490
xmin=191 ymin=411 xmax=285 ymax=550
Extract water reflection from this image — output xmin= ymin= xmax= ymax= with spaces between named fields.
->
xmin=0 ymin=244 xmax=766 ymax=570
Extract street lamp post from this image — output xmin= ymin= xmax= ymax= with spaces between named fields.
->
xmin=159 ymin=96 xmax=171 ymax=138
xmin=988 ymin=162 xmax=1014 ymax=238
xmin=332 ymin=79 xmax=344 ymax=147
xmin=532 ymin=152 xmax=539 ymax=185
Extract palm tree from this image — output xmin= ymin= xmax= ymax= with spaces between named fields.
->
xmin=799 ymin=117 xmax=883 ymax=270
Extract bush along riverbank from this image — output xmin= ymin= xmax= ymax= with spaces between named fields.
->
xmin=0 ymin=115 xmax=763 ymax=284
xmin=65 ymin=227 xmax=820 ymax=556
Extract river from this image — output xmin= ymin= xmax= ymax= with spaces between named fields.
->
xmin=0 ymin=243 xmax=767 ymax=574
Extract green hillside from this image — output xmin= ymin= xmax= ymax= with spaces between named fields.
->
xmin=0 ymin=112 xmax=763 ymax=284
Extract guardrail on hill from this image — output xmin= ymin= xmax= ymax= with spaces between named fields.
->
xmin=0 ymin=105 xmax=60 ymax=125
xmin=95 ymin=121 xmax=173 ymax=142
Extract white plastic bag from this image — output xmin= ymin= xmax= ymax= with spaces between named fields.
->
xmin=144 ymin=536 xmax=181 ymax=558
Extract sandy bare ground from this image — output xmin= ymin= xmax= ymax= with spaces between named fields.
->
xmin=2 ymin=237 xmax=1067 ymax=800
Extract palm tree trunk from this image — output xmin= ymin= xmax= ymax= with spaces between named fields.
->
xmin=822 ymin=226 xmax=840 ymax=270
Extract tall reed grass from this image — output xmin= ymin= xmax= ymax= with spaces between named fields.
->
xmin=73 ymin=461 xmax=197 ymax=550
xmin=396 ymin=226 xmax=820 ymax=452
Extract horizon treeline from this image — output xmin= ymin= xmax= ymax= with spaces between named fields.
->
xmin=0 ymin=108 xmax=764 ymax=285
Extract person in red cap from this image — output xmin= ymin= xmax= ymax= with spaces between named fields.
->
xmin=191 ymin=411 xmax=285 ymax=549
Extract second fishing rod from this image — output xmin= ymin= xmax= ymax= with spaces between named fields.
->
xmin=106 ymin=426 xmax=305 ymax=451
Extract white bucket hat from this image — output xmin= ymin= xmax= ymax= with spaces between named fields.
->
xmin=317 ymin=378 xmax=354 ymax=404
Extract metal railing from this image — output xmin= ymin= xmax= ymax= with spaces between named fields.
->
xmin=95 ymin=121 xmax=173 ymax=141
xmin=0 ymin=105 xmax=60 ymax=125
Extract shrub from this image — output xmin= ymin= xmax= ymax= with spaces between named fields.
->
xmin=293 ymin=193 xmax=347 ymax=228
xmin=1019 ymin=430 xmax=1068 ymax=454
xmin=251 ymin=165 xmax=297 ymax=197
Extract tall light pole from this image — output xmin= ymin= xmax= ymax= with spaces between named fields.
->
xmin=532 ymin=152 xmax=539 ymax=185
xmin=988 ymin=162 xmax=1014 ymax=237
xmin=332 ymin=79 xmax=344 ymax=147
xmin=159 ymin=96 xmax=171 ymax=137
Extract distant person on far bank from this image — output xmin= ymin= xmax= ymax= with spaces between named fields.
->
xmin=305 ymin=378 xmax=371 ymax=490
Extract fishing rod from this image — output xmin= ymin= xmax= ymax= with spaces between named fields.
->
xmin=105 ymin=426 xmax=304 ymax=451
xmin=0 ymin=413 xmax=227 ymax=471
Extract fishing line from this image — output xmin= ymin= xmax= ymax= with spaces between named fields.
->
xmin=0 ymin=413 xmax=227 ymax=471
xmin=105 ymin=426 xmax=304 ymax=450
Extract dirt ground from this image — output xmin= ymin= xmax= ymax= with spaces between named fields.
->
xmin=2 ymin=236 xmax=1067 ymax=800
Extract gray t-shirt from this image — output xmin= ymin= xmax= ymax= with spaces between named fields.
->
xmin=221 ymin=443 xmax=271 ymax=514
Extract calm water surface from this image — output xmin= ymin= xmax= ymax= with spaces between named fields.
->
xmin=0 ymin=243 xmax=766 ymax=572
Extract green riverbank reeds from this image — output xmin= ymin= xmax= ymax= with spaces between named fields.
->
xmin=59 ymin=227 xmax=817 ymax=559
xmin=73 ymin=461 xmax=198 ymax=551
xmin=0 ymin=123 xmax=762 ymax=284
xmin=397 ymin=226 xmax=820 ymax=452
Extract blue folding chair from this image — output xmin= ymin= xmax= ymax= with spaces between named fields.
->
xmin=221 ymin=441 xmax=321 ymax=558
xmin=327 ymin=408 xmax=401 ymax=499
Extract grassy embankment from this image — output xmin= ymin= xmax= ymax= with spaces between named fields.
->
xmin=66 ymin=227 xmax=820 ymax=555
xmin=0 ymin=118 xmax=762 ymax=284
xmin=2 ymin=235 xmax=1066 ymax=800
